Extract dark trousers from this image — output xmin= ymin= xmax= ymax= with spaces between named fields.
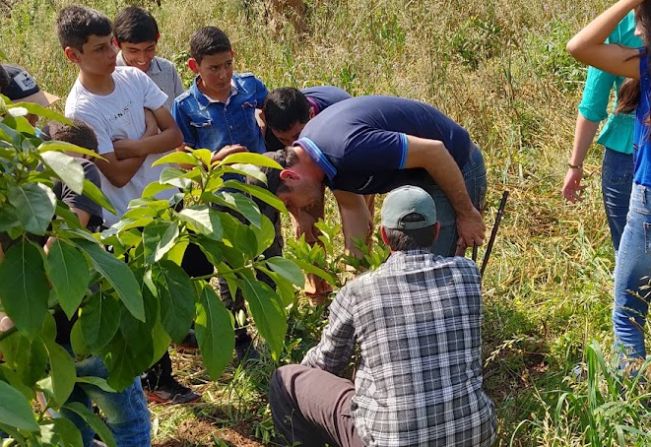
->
xmin=269 ymin=364 xmax=365 ymax=447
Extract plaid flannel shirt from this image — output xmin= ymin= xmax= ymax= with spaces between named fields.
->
xmin=302 ymin=250 xmax=496 ymax=447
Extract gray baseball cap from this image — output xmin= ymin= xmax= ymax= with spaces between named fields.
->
xmin=381 ymin=186 xmax=437 ymax=230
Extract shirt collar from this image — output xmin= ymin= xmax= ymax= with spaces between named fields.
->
xmin=115 ymin=52 xmax=160 ymax=75
xmin=191 ymin=76 xmax=237 ymax=109
xmin=295 ymin=137 xmax=337 ymax=182
xmin=306 ymin=96 xmax=320 ymax=115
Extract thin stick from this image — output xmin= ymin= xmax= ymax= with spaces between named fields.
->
xmin=480 ymin=191 xmax=509 ymax=276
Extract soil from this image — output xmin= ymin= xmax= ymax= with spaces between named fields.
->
xmin=153 ymin=419 xmax=263 ymax=447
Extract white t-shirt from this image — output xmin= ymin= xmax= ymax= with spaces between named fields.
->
xmin=65 ymin=66 xmax=173 ymax=226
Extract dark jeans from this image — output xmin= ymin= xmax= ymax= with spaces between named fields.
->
xmin=269 ymin=365 xmax=364 ymax=447
xmin=602 ymin=149 xmax=634 ymax=252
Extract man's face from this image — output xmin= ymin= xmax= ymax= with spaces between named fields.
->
xmin=277 ymin=172 xmax=323 ymax=210
xmin=119 ymin=41 xmax=157 ymax=72
xmin=272 ymin=121 xmax=306 ymax=147
xmin=191 ymin=51 xmax=234 ymax=97
xmin=69 ymin=34 xmax=117 ymax=77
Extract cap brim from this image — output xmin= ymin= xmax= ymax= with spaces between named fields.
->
xmin=20 ymin=90 xmax=59 ymax=107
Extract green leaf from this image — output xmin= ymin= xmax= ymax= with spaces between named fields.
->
xmin=38 ymin=140 xmax=105 ymax=160
xmin=178 ymin=206 xmax=223 ymax=239
xmin=40 ymin=151 xmax=85 ymax=194
xmin=10 ymin=102 xmax=71 ymax=125
xmin=143 ymin=221 xmax=179 ymax=264
xmin=157 ymin=261 xmax=196 ymax=343
xmin=82 ymin=179 xmax=116 ymax=214
xmin=45 ymin=240 xmax=90 ymax=319
xmin=209 ymin=192 xmax=261 ymax=227
xmin=0 ymin=240 xmax=49 ymax=335
xmin=79 ymin=292 xmax=122 ymax=353
xmin=253 ymin=214 xmax=276 ymax=255
xmin=76 ymin=376 xmax=116 ymax=393
xmin=266 ymin=257 xmax=305 ymax=287
xmin=221 ymin=180 xmax=287 ymax=213
xmin=51 ymin=418 xmax=84 ymax=447
xmin=159 ymin=167 xmax=192 ymax=189
xmin=0 ymin=380 xmax=39 ymax=431
xmin=64 ymin=402 xmax=117 ymax=447
xmin=223 ymin=164 xmax=267 ymax=184
xmin=240 ymin=271 xmax=287 ymax=360
xmin=73 ymin=239 xmax=145 ymax=322
xmin=220 ymin=152 xmax=283 ymax=169
xmin=69 ymin=320 xmax=90 ymax=357
xmin=191 ymin=148 xmax=213 ymax=167
xmin=196 ymin=285 xmax=234 ymax=379
xmin=7 ymin=183 xmax=56 ymax=235
xmin=43 ymin=340 xmax=76 ymax=406
xmin=152 ymin=151 xmax=198 ymax=167
xmin=291 ymin=258 xmax=337 ymax=284
xmin=142 ymin=181 xmax=177 ymax=198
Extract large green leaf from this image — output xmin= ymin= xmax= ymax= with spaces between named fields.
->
xmin=239 ymin=271 xmax=286 ymax=360
xmin=64 ymin=402 xmax=116 ymax=447
xmin=10 ymin=102 xmax=71 ymax=125
xmin=196 ymin=285 xmax=234 ymax=379
xmin=0 ymin=380 xmax=39 ymax=431
xmin=73 ymin=239 xmax=145 ymax=322
xmin=0 ymin=240 xmax=49 ymax=335
xmin=253 ymin=214 xmax=276 ymax=255
xmin=152 ymin=151 xmax=198 ymax=167
xmin=43 ymin=340 xmax=76 ymax=406
xmin=143 ymin=221 xmax=179 ymax=264
xmin=291 ymin=258 xmax=337 ymax=284
xmin=178 ymin=206 xmax=223 ymax=240
xmin=142 ymin=181 xmax=177 ymax=198
xmin=157 ymin=261 xmax=196 ymax=343
xmin=221 ymin=180 xmax=286 ymax=213
xmin=209 ymin=192 xmax=261 ymax=227
xmin=79 ymin=292 xmax=122 ymax=352
xmin=82 ymin=179 xmax=116 ymax=214
xmin=41 ymin=418 xmax=83 ymax=447
xmin=159 ymin=167 xmax=192 ymax=189
xmin=265 ymin=257 xmax=305 ymax=287
xmin=7 ymin=183 xmax=56 ymax=235
xmin=218 ymin=211 xmax=259 ymax=259
xmin=38 ymin=141 xmax=104 ymax=160
xmin=40 ymin=151 xmax=85 ymax=194
xmin=101 ymin=331 xmax=139 ymax=391
xmin=220 ymin=152 xmax=283 ymax=169
xmin=45 ymin=240 xmax=90 ymax=319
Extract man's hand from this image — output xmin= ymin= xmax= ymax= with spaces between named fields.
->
xmin=304 ymin=275 xmax=332 ymax=306
xmin=562 ymin=167 xmax=584 ymax=203
xmin=211 ymin=144 xmax=248 ymax=164
xmin=456 ymin=206 xmax=485 ymax=251
xmin=112 ymin=138 xmax=140 ymax=160
xmin=143 ymin=108 xmax=159 ymax=137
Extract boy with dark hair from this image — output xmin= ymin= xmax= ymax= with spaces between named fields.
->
xmin=113 ymin=4 xmax=198 ymax=405
xmin=263 ymin=86 xmax=351 ymax=149
xmin=1 ymin=63 xmax=60 ymax=126
xmin=172 ymin=25 xmax=267 ymax=161
xmin=57 ymin=4 xmax=182 ymax=226
xmin=114 ymin=6 xmax=184 ymax=110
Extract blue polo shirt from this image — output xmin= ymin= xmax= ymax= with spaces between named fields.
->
xmin=302 ymin=86 xmax=351 ymax=114
xmin=172 ymin=73 xmax=268 ymax=153
xmin=634 ymin=51 xmax=651 ymax=187
xmin=296 ymin=96 xmax=473 ymax=194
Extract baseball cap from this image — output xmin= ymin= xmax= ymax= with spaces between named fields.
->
xmin=381 ymin=186 xmax=437 ymax=230
xmin=0 ymin=64 xmax=59 ymax=106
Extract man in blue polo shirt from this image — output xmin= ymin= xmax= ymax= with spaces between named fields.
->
xmin=264 ymin=95 xmax=487 ymax=261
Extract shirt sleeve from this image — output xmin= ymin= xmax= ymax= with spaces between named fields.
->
xmin=68 ymin=110 xmax=114 ymax=155
xmin=254 ymin=76 xmax=268 ymax=108
xmin=172 ymin=70 xmax=184 ymax=100
xmin=301 ymin=286 xmax=355 ymax=374
xmin=138 ymin=70 xmax=168 ymax=111
xmin=171 ymin=99 xmax=196 ymax=148
xmin=578 ymin=66 xmax=615 ymax=123
xmin=344 ymin=129 xmax=408 ymax=171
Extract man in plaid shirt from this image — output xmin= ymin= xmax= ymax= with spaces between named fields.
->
xmin=270 ymin=185 xmax=496 ymax=447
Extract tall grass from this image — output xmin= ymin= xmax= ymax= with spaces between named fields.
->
xmin=2 ymin=0 xmax=649 ymax=445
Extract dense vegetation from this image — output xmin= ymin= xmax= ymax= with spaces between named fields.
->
xmin=2 ymin=0 xmax=651 ymax=445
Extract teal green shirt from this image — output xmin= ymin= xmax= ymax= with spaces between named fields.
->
xmin=578 ymin=11 xmax=641 ymax=154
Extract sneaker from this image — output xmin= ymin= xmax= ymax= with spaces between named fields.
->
xmin=145 ymin=379 xmax=200 ymax=405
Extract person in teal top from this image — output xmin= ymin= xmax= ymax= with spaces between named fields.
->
xmin=563 ymin=11 xmax=640 ymax=251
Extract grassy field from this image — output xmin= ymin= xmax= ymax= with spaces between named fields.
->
xmin=3 ymin=0 xmax=651 ymax=445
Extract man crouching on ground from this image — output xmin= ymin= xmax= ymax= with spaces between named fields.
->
xmin=269 ymin=185 xmax=496 ymax=447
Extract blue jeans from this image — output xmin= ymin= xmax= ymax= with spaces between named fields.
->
xmin=602 ymin=149 xmax=634 ymax=251
xmin=428 ymin=145 xmax=487 ymax=256
xmin=613 ymin=184 xmax=651 ymax=361
xmin=62 ymin=357 xmax=151 ymax=447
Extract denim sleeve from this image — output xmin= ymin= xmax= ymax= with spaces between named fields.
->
xmin=578 ymin=66 xmax=615 ymax=123
xmin=254 ymin=76 xmax=268 ymax=108
xmin=171 ymin=100 xmax=196 ymax=148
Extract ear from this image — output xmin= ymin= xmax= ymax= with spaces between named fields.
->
xmin=112 ymin=37 xmax=121 ymax=48
xmin=63 ymin=46 xmax=81 ymax=64
xmin=308 ymin=106 xmax=316 ymax=119
xmin=279 ymin=169 xmax=300 ymax=182
xmin=380 ymin=226 xmax=389 ymax=245
xmin=187 ymin=58 xmax=199 ymax=74
xmin=433 ymin=222 xmax=441 ymax=241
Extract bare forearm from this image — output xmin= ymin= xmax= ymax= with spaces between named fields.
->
xmin=334 ymin=191 xmax=372 ymax=257
xmin=571 ymin=115 xmax=600 ymax=166
xmin=114 ymin=128 xmax=182 ymax=160
xmin=96 ymin=154 xmax=146 ymax=187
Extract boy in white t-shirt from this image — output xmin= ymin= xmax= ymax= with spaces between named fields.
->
xmin=58 ymin=5 xmax=182 ymax=226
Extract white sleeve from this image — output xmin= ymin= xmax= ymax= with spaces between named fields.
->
xmin=137 ymin=69 xmax=168 ymax=111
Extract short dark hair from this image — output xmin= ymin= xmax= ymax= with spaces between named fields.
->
xmin=0 ymin=65 xmax=9 ymax=92
xmin=56 ymin=5 xmax=112 ymax=51
xmin=114 ymin=6 xmax=159 ymax=44
xmin=264 ymin=88 xmax=311 ymax=132
xmin=384 ymin=219 xmax=435 ymax=251
xmin=49 ymin=120 xmax=98 ymax=152
xmin=256 ymin=148 xmax=300 ymax=194
xmin=190 ymin=26 xmax=232 ymax=64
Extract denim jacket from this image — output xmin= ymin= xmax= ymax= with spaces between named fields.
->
xmin=172 ymin=73 xmax=268 ymax=153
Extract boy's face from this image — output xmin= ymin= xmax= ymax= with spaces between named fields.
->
xmin=118 ymin=40 xmax=157 ymax=72
xmin=272 ymin=121 xmax=306 ymax=147
xmin=189 ymin=51 xmax=234 ymax=97
xmin=65 ymin=34 xmax=117 ymax=77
